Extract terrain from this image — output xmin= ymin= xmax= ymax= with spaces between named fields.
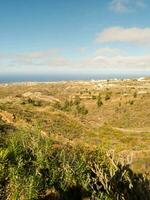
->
xmin=0 ymin=77 xmax=150 ymax=199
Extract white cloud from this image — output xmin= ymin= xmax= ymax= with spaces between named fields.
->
xmin=109 ymin=0 xmax=146 ymax=13
xmin=0 ymin=49 xmax=71 ymax=74
xmin=96 ymin=27 xmax=150 ymax=45
xmin=1 ymin=48 xmax=150 ymax=74
xmin=13 ymin=50 xmax=70 ymax=67
xmin=81 ymin=48 xmax=150 ymax=71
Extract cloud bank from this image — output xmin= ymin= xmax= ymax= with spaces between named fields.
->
xmin=1 ymin=47 xmax=149 ymax=74
xmin=96 ymin=27 xmax=150 ymax=45
xmin=1 ymin=26 xmax=150 ymax=74
xmin=81 ymin=48 xmax=150 ymax=71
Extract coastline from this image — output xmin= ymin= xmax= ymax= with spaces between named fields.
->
xmin=0 ymin=74 xmax=149 ymax=85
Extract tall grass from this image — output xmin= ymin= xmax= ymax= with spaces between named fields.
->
xmin=0 ymin=128 xmax=150 ymax=200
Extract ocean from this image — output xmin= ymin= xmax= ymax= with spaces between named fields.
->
xmin=0 ymin=72 xmax=149 ymax=83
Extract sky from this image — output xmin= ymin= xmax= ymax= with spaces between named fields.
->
xmin=0 ymin=0 xmax=150 ymax=76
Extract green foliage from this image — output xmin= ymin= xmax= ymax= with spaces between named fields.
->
xmin=0 ymin=128 xmax=150 ymax=200
xmin=53 ymin=98 xmax=88 ymax=115
xmin=54 ymin=99 xmax=74 ymax=112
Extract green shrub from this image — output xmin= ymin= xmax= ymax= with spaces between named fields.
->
xmin=0 ymin=129 xmax=150 ymax=200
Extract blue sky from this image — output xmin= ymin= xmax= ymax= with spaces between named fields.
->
xmin=0 ymin=0 xmax=150 ymax=75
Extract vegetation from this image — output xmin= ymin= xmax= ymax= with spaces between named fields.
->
xmin=74 ymin=95 xmax=81 ymax=105
xmin=53 ymin=97 xmax=88 ymax=115
xmin=76 ymin=104 xmax=88 ymax=115
xmin=105 ymin=92 xmax=111 ymax=101
xmin=0 ymin=78 xmax=150 ymax=199
xmin=0 ymin=127 xmax=150 ymax=200
xmin=97 ymin=93 xmax=103 ymax=108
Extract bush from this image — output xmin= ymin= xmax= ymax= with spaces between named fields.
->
xmin=54 ymin=100 xmax=74 ymax=112
xmin=74 ymin=95 xmax=81 ymax=105
xmin=76 ymin=104 xmax=88 ymax=115
xmin=0 ymin=129 xmax=150 ymax=200
xmin=97 ymin=94 xmax=103 ymax=108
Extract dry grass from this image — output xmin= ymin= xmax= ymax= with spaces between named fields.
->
xmin=0 ymin=78 xmax=150 ymax=173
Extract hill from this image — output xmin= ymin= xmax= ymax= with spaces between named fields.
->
xmin=0 ymin=78 xmax=150 ymax=199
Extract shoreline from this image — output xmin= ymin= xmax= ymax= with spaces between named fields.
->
xmin=0 ymin=75 xmax=149 ymax=85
